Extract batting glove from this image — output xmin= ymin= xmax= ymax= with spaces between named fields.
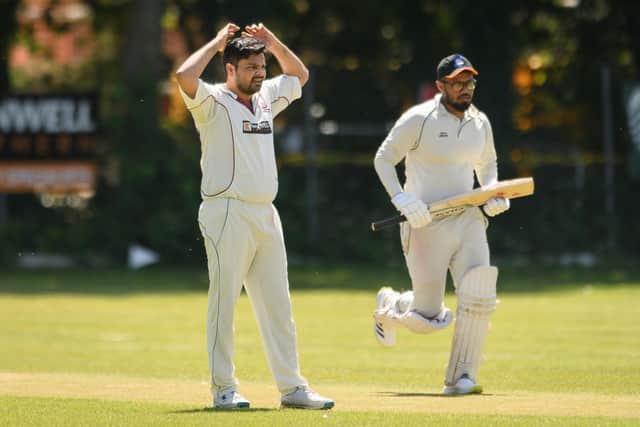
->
xmin=483 ymin=197 xmax=510 ymax=217
xmin=391 ymin=192 xmax=432 ymax=228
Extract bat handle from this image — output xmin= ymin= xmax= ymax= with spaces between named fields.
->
xmin=371 ymin=214 xmax=405 ymax=231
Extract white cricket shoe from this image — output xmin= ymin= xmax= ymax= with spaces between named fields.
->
xmin=213 ymin=387 xmax=250 ymax=409
xmin=443 ymin=375 xmax=483 ymax=396
xmin=373 ymin=286 xmax=399 ymax=347
xmin=281 ymin=386 xmax=334 ymax=410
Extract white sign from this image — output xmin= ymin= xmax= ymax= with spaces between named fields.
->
xmin=0 ymin=96 xmax=96 ymax=134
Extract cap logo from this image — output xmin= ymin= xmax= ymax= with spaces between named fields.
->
xmin=454 ymin=57 xmax=465 ymax=67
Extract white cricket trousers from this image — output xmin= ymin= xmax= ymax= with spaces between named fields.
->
xmin=402 ymin=207 xmax=490 ymax=317
xmin=198 ymin=197 xmax=307 ymax=394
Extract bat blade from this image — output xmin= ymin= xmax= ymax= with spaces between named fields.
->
xmin=428 ymin=177 xmax=534 ymax=211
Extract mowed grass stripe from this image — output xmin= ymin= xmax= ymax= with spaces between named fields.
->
xmin=1 ymin=372 xmax=639 ymax=418
xmin=4 ymin=396 xmax=638 ymax=427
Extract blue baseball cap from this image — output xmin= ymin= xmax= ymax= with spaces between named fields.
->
xmin=437 ymin=54 xmax=478 ymax=80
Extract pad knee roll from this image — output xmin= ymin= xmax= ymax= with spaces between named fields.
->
xmin=457 ymin=266 xmax=497 ymax=316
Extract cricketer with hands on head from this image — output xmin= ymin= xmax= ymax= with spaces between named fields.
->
xmin=175 ymin=22 xmax=333 ymax=410
xmin=373 ymin=53 xmax=509 ymax=395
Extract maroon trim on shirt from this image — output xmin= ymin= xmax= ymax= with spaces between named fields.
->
xmin=186 ymin=94 xmax=215 ymax=110
xmin=235 ymin=97 xmax=254 ymax=114
xmin=271 ymin=96 xmax=290 ymax=106
xmin=201 ymin=100 xmax=236 ymax=198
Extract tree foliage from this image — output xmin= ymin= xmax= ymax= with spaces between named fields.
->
xmin=1 ymin=0 xmax=639 ymax=265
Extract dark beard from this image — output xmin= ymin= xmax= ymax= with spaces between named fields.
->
xmin=450 ymin=100 xmax=471 ymax=112
xmin=237 ymin=79 xmax=263 ymax=96
xmin=443 ymin=94 xmax=471 ymax=112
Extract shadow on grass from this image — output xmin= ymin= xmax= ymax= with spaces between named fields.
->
xmin=1 ymin=262 xmax=639 ymax=295
xmin=0 ymin=267 xmax=209 ymax=295
xmin=289 ymin=262 xmax=640 ymax=295
xmin=375 ymin=391 xmax=498 ymax=398
xmin=169 ymin=407 xmax=277 ymax=414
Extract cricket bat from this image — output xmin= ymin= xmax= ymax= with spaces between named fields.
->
xmin=371 ymin=177 xmax=534 ymax=232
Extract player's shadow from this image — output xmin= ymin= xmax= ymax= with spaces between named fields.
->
xmin=376 ymin=391 xmax=497 ymax=397
xmin=169 ymin=407 xmax=277 ymax=414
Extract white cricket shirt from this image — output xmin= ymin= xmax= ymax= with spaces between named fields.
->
xmin=375 ymin=93 xmax=498 ymax=204
xmin=179 ymin=75 xmax=301 ymax=203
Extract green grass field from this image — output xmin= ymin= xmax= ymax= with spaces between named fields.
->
xmin=1 ymin=263 xmax=639 ymax=426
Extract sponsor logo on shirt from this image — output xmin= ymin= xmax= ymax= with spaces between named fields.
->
xmin=242 ymin=120 xmax=272 ymax=134
xmin=439 ymin=131 xmax=449 ymax=138
xmin=258 ymin=100 xmax=271 ymax=113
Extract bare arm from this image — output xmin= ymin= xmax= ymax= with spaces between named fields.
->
xmin=175 ymin=23 xmax=240 ymax=98
xmin=243 ymin=23 xmax=309 ymax=87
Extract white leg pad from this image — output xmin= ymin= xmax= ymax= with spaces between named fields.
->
xmin=374 ymin=305 xmax=453 ymax=334
xmin=445 ymin=266 xmax=498 ymax=386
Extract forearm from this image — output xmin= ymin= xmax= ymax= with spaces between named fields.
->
xmin=269 ymin=37 xmax=309 ymax=86
xmin=175 ymin=38 xmax=224 ymax=98
xmin=476 ymin=160 xmax=498 ymax=187
xmin=374 ymin=153 xmax=403 ymax=197
xmin=477 ymin=118 xmax=498 ymax=186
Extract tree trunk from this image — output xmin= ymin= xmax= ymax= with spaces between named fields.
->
xmin=123 ymin=0 xmax=166 ymax=80
xmin=0 ymin=0 xmax=19 ymax=95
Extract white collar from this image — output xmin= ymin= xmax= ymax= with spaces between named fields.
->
xmin=435 ymin=93 xmax=479 ymax=120
xmin=220 ymin=85 xmax=260 ymax=102
xmin=220 ymin=86 xmax=239 ymax=99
